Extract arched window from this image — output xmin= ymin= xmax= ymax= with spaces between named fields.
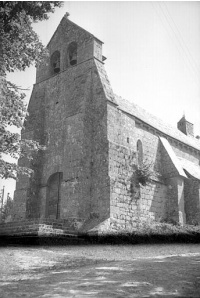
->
xmin=137 ymin=140 xmax=143 ymax=167
xmin=50 ymin=51 xmax=60 ymax=74
xmin=68 ymin=42 xmax=77 ymax=66
xmin=46 ymin=172 xmax=63 ymax=219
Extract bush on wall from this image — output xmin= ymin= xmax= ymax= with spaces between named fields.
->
xmin=129 ymin=160 xmax=154 ymax=198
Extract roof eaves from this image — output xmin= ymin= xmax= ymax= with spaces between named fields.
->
xmin=114 ymin=96 xmax=200 ymax=152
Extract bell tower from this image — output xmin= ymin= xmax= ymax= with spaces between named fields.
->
xmin=12 ymin=14 xmax=112 ymax=228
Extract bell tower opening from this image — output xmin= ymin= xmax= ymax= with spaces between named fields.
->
xmin=51 ymin=50 xmax=60 ymax=74
xmin=68 ymin=42 xmax=77 ymax=66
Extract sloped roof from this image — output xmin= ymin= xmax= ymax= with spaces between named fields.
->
xmin=159 ymin=137 xmax=187 ymax=178
xmin=114 ymin=95 xmax=200 ymax=151
xmin=179 ymin=158 xmax=200 ymax=180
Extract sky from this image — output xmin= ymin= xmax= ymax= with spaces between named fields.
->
xmin=1 ymin=1 xmax=200 ymax=199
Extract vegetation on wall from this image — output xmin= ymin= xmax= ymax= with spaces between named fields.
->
xmin=129 ymin=159 xmax=154 ymax=198
xmin=0 ymin=1 xmax=62 ymax=179
xmin=134 ymin=161 xmax=153 ymax=186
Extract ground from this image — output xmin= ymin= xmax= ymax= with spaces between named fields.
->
xmin=0 ymin=243 xmax=200 ymax=297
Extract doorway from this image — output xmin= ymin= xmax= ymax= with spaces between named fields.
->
xmin=46 ymin=172 xmax=63 ymax=219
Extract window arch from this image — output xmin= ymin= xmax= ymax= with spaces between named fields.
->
xmin=50 ymin=50 xmax=60 ymax=74
xmin=68 ymin=42 xmax=77 ymax=66
xmin=137 ymin=140 xmax=143 ymax=167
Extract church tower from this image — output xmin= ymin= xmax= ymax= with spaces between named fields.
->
xmin=12 ymin=14 xmax=114 ymax=228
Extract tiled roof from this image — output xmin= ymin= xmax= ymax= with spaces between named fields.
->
xmin=159 ymin=137 xmax=187 ymax=178
xmin=114 ymin=95 xmax=200 ymax=151
xmin=179 ymin=157 xmax=200 ymax=180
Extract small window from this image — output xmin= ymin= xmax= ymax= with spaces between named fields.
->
xmin=137 ymin=140 xmax=143 ymax=167
xmin=51 ymin=51 xmax=60 ymax=74
xmin=68 ymin=42 xmax=77 ymax=66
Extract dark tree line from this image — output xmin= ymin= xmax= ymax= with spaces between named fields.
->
xmin=0 ymin=1 xmax=62 ymax=180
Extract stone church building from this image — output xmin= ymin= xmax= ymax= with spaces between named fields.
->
xmin=5 ymin=14 xmax=200 ymax=235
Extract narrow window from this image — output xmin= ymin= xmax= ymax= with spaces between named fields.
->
xmin=68 ymin=42 xmax=77 ymax=66
xmin=51 ymin=51 xmax=60 ymax=74
xmin=137 ymin=140 xmax=143 ymax=167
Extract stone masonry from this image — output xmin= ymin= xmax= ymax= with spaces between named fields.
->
xmin=2 ymin=14 xmax=200 ymax=236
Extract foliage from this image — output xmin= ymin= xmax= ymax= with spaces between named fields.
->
xmin=1 ymin=1 xmax=62 ymax=72
xmin=0 ymin=194 xmax=13 ymax=222
xmin=0 ymin=1 xmax=62 ymax=179
xmin=129 ymin=160 xmax=153 ymax=199
xmin=91 ymin=219 xmax=200 ymax=244
xmin=134 ymin=160 xmax=153 ymax=186
xmin=85 ymin=220 xmax=200 ymax=244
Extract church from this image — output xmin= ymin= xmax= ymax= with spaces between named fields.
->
xmin=2 ymin=14 xmax=200 ymax=236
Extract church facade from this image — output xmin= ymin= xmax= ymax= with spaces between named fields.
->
xmin=10 ymin=15 xmax=200 ymax=235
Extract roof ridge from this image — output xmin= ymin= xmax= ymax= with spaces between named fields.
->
xmin=114 ymin=94 xmax=200 ymax=152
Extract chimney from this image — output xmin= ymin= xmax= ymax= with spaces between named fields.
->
xmin=177 ymin=116 xmax=194 ymax=137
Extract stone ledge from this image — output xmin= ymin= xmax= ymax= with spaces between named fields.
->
xmin=0 ymin=220 xmax=79 ymax=237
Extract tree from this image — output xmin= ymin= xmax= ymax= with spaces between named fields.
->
xmin=0 ymin=193 xmax=13 ymax=223
xmin=0 ymin=1 xmax=62 ymax=179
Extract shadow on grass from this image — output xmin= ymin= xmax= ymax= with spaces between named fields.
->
xmin=1 ymin=231 xmax=200 ymax=246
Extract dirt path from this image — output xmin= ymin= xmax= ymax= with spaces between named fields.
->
xmin=0 ymin=244 xmax=200 ymax=297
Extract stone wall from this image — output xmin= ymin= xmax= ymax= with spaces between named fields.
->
xmin=165 ymin=177 xmax=185 ymax=225
xmin=108 ymin=141 xmax=167 ymax=228
xmin=0 ymin=218 xmax=83 ymax=236
xmin=13 ymin=84 xmax=46 ymax=220
xmin=107 ymin=103 xmax=168 ymax=226
xmin=86 ymin=61 xmax=110 ymax=220
xmin=184 ymin=175 xmax=200 ymax=225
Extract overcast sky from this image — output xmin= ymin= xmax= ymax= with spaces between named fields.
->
xmin=2 ymin=1 xmax=200 ymax=198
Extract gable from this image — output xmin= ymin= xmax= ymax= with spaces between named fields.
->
xmin=36 ymin=15 xmax=103 ymax=84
